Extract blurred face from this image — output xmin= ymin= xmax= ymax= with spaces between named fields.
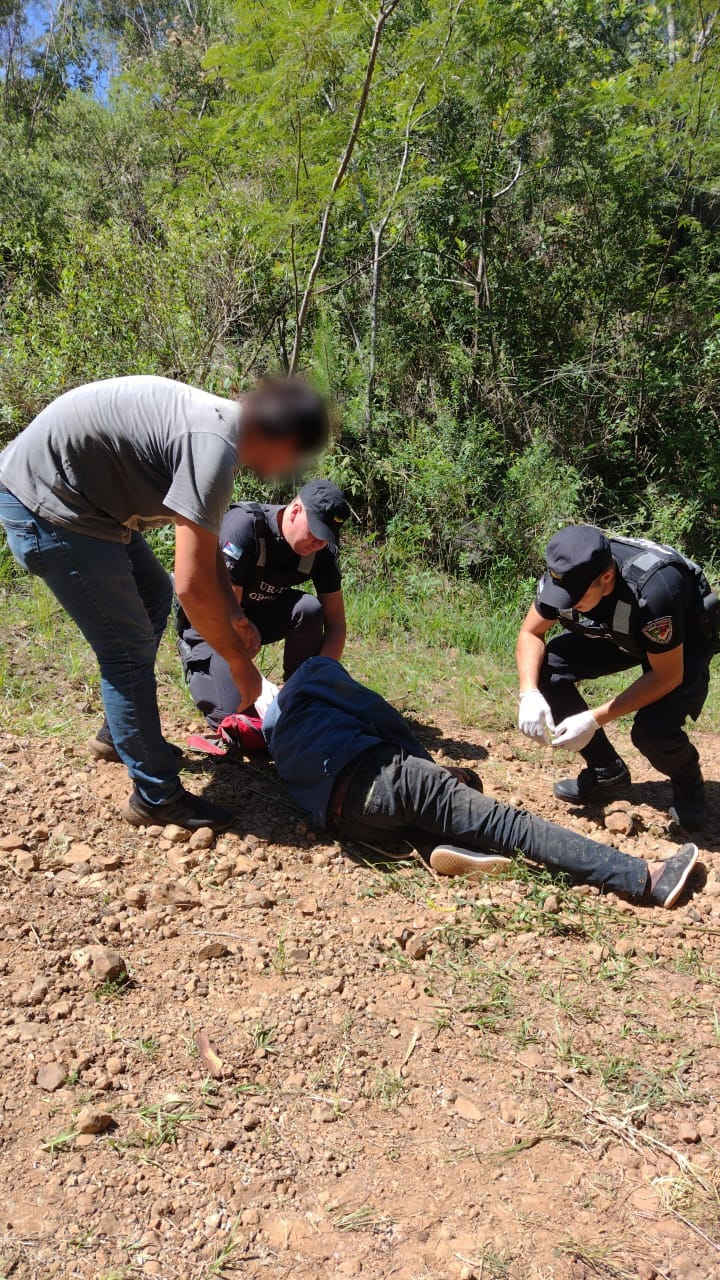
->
xmin=282 ymin=499 xmax=328 ymax=556
xmin=238 ymin=427 xmax=303 ymax=479
xmin=573 ymin=565 xmax=617 ymax=613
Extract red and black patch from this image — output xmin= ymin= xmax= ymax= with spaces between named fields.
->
xmin=642 ymin=616 xmax=674 ymax=645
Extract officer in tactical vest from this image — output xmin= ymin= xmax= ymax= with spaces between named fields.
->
xmin=516 ymin=524 xmax=718 ymax=831
xmin=177 ymin=479 xmax=350 ymax=727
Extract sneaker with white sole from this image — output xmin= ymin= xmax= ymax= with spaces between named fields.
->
xmin=649 ymin=843 xmax=699 ymax=908
xmin=429 ymin=845 xmax=513 ymax=879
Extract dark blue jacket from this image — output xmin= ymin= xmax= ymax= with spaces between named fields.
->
xmin=262 ymin=657 xmax=432 ymax=828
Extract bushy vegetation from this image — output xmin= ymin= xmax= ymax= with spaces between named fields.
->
xmin=1 ymin=0 xmax=719 ymax=581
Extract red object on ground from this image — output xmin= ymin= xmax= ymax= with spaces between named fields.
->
xmin=218 ymin=713 xmax=267 ymax=753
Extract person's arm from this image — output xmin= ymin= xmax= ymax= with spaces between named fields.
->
xmin=318 ymin=590 xmax=347 ymax=661
xmin=552 ymin=645 xmax=685 ymax=749
xmin=515 ymin=605 xmax=559 ymax=740
xmin=516 ymin=604 xmax=556 ymax=693
xmin=593 ymin=646 xmax=684 ymax=726
xmin=174 ymin=518 xmax=262 ymax=709
xmin=227 ymin=575 xmax=262 ymax=658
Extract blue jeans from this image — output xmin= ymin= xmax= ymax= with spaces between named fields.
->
xmin=0 ymin=488 xmax=179 ymax=804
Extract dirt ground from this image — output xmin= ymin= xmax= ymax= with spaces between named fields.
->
xmin=0 ymin=709 xmax=718 ymax=1280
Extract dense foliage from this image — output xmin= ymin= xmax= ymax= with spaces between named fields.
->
xmin=1 ymin=1 xmax=718 ymax=580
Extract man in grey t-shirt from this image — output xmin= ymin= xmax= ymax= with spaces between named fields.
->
xmin=0 ymin=374 xmax=329 ymax=831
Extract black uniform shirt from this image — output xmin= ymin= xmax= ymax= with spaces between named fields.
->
xmin=220 ymin=503 xmax=342 ymax=605
xmin=535 ymin=548 xmax=705 ymax=657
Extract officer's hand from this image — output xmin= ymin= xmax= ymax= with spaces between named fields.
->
xmin=518 ymin=690 xmax=556 ymax=742
xmin=551 ymin=710 xmax=599 ymax=752
xmin=232 ymin=615 xmax=262 ymax=659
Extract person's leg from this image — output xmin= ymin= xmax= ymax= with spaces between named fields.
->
xmin=127 ymin=532 xmax=174 ymax=648
xmin=631 ymin=652 xmax=710 ymax=827
xmin=539 ymin=633 xmax=637 ymax=768
xmin=183 ymin=641 xmax=243 ymax=729
xmin=246 ymin=591 xmax=324 ymax=679
xmin=93 ymin=533 xmax=175 ymax=751
xmin=339 ymin=748 xmax=649 ymax=898
xmin=0 ymin=494 xmax=179 ymax=804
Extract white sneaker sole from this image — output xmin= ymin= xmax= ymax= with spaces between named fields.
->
xmin=429 ymin=845 xmax=513 ymax=879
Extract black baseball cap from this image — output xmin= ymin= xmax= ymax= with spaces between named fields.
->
xmin=298 ymin=479 xmax=351 ymax=548
xmin=539 ymin=525 xmax=614 ymax=609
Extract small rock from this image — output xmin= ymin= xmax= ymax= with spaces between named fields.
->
xmin=16 ymin=850 xmax=40 ymax=874
xmin=28 ymin=977 xmax=50 ymax=1006
xmin=542 ymin=894 xmax=560 ymax=914
xmin=245 ymin=890 xmax=275 ymax=910
xmin=37 ymin=1062 xmax=66 ymax=1092
xmin=311 ymin=1101 xmax=337 ymax=1124
xmin=124 ymin=885 xmax=147 ymax=908
xmin=499 ymin=1099 xmax=517 ymax=1125
xmin=615 ymin=938 xmax=636 ymax=957
xmin=498 ymin=743 xmax=515 ymax=761
xmin=75 ymin=1106 xmax=114 ymax=1135
xmin=164 ymin=825 xmax=190 ymax=844
xmin=678 ymin=1122 xmax=700 ymax=1144
xmin=89 ymin=947 xmax=127 ymax=985
xmin=605 ymin=811 xmax=634 ymax=836
xmin=96 ymin=852 xmax=123 ymax=871
xmin=198 ymin=941 xmax=229 ymax=961
xmin=62 ymin=842 xmax=95 ymax=866
xmin=455 ymin=1096 xmax=482 ymax=1122
xmin=0 ymin=833 xmax=26 ymax=851
xmin=298 ymin=894 xmax=318 ymax=916
xmin=517 ymin=1050 xmax=546 ymax=1070
xmin=106 ymin=1056 xmax=124 ymax=1077
xmin=405 ymin=932 xmax=431 ymax=961
xmin=697 ymin=1118 xmax=716 ymax=1137
xmin=189 ymin=827 xmax=216 ymax=850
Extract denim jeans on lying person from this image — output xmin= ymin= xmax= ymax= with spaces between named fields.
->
xmin=334 ymin=745 xmax=650 ymax=899
xmin=0 ymin=487 xmax=179 ymax=805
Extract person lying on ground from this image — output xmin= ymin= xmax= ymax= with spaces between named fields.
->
xmin=259 ymin=656 xmax=699 ymax=909
xmin=176 ymin=479 xmax=350 ymax=729
xmin=0 ymin=375 xmax=328 ymax=833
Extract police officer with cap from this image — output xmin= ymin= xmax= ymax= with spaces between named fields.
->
xmin=516 ymin=524 xmax=718 ymax=831
xmin=177 ymin=479 xmax=351 ymax=727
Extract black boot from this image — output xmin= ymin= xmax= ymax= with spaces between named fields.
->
xmin=554 ymin=759 xmax=630 ymax=804
xmin=122 ymin=785 xmax=234 ymax=832
xmin=669 ymin=775 xmax=706 ymax=833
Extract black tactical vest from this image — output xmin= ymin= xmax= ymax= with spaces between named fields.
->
xmin=238 ymin=503 xmax=317 ymax=604
xmin=557 ymin=536 xmax=715 ymax=657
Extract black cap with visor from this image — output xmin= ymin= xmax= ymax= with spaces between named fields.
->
xmin=539 ymin=525 xmax=614 ymax=610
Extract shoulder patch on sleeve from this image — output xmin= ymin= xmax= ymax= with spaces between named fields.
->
xmin=642 ymin=616 xmax=674 ymax=645
xmin=222 ymin=540 xmax=243 ymax=563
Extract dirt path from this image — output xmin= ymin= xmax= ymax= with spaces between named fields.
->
xmin=0 ymin=715 xmax=718 ymax=1280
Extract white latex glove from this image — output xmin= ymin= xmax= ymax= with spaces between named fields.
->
xmin=551 ymin=710 xmax=599 ymax=752
xmin=255 ymin=675 xmax=280 ymax=722
xmin=518 ymin=690 xmax=556 ymax=742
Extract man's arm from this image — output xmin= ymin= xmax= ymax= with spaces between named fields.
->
xmin=174 ymin=518 xmax=262 ymax=708
xmin=592 ymin=646 xmax=684 ymax=727
xmin=516 ymin=604 xmax=556 ymax=691
xmin=318 ymin=590 xmax=347 ymax=661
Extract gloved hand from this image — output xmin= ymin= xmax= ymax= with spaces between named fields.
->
xmin=255 ymin=675 xmax=280 ymax=721
xmin=518 ymin=690 xmax=556 ymax=742
xmin=551 ymin=710 xmax=599 ymax=752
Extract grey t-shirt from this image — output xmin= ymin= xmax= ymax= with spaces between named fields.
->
xmin=0 ymin=375 xmax=243 ymax=542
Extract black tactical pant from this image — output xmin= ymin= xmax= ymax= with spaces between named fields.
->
xmin=538 ymin=632 xmax=710 ymax=785
xmin=179 ymin=591 xmax=324 ymax=727
xmin=333 ymin=746 xmax=650 ymax=899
